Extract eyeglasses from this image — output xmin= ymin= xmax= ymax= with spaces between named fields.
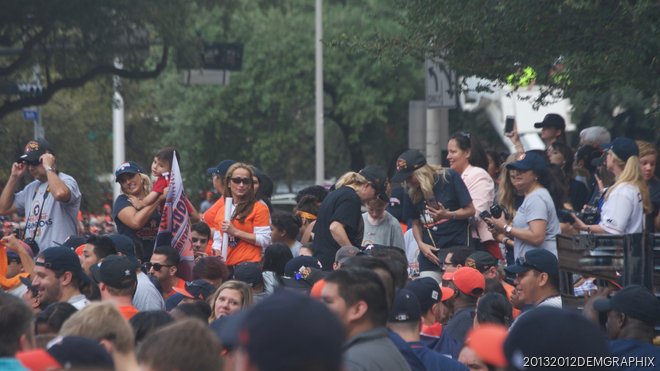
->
xmin=191 ymin=237 xmax=208 ymax=244
xmin=143 ymin=262 xmax=173 ymax=271
xmin=230 ymin=177 xmax=252 ymax=185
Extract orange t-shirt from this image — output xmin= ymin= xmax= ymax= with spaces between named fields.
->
xmin=202 ymin=198 xmax=225 ymax=230
xmin=502 ymin=281 xmax=521 ymax=318
xmin=212 ymin=200 xmax=270 ymax=266
xmin=118 ymin=305 xmax=139 ymax=320
xmin=163 ymin=277 xmax=186 ymax=299
xmin=421 ymin=322 xmax=443 ymax=338
xmin=0 ymin=246 xmax=30 ymax=290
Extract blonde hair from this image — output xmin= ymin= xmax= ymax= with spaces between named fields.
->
xmin=496 ymin=154 xmax=519 ymax=219
xmin=59 ymin=302 xmax=134 ymax=354
xmin=207 ymin=280 xmax=254 ymax=322
xmin=636 ymin=140 xmax=657 ymax=159
xmin=335 ymin=171 xmax=369 ymax=189
xmin=406 ymin=164 xmax=447 ymax=204
xmin=606 ymin=152 xmax=651 ymax=214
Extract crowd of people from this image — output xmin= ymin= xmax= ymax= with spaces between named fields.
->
xmin=1 ymin=114 xmax=659 ymax=370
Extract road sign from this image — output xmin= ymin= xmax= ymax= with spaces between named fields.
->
xmin=425 ymin=58 xmax=456 ymax=109
xmin=182 ymin=69 xmax=230 ymax=86
xmin=203 ymin=43 xmax=243 ymax=71
xmin=22 ymin=108 xmax=38 ymax=121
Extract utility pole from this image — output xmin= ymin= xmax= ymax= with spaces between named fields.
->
xmin=32 ymin=64 xmax=45 ymax=139
xmin=315 ymin=0 xmax=324 ymax=185
xmin=112 ymin=58 xmax=125 ymax=201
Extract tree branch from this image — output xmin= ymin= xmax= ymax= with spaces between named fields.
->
xmin=0 ymin=28 xmax=50 ymax=76
xmin=0 ymin=46 xmax=169 ymax=119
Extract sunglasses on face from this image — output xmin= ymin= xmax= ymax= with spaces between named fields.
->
xmin=143 ymin=262 xmax=173 ymax=271
xmin=230 ymin=177 xmax=252 ymax=185
xmin=118 ymin=173 xmax=137 ymax=183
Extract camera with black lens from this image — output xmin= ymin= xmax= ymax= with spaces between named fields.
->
xmin=558 ymin=209 xmax=575 ymax=224
xmin=578 ymin=205 xmax=600 ymax=225
xmin=490 ymin=204 xmax=504 ymax=219
xmin=479 ymin=204 xmax=509 ymax=221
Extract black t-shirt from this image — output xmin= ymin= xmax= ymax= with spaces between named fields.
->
xmin=569 ymin=179 xmax=590 ymax=213
xmin=403 ymin=169 xmax=472 ymax=249
xmin=313 ymin=186 xmax=363 ymax=270
xmin=113 ymin=194 xmax=161 ymax=261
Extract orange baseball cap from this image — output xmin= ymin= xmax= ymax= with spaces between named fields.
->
xmin=465 ymin=324 xmax=508 ymax=367
xmin=440 ymin=286 xmax=455 ymax=302
xmin=310 ymin=278 xmax=326 ymax=299
xmin=452 ymin=267 xmax=485 ymax=297
xmin=16 ymin=349 xmax=61 ymax=371
xmin=74 ymin=244 xmax=86 ymax=256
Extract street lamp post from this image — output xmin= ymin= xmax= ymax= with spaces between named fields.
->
xmin=315 ymin=0 xmax=324 ymax=185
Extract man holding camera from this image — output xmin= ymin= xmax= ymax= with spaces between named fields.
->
xmin=0 ymin=139 xmax=81 ymax=251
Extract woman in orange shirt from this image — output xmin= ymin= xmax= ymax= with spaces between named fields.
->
xmin=213 ymin=163 xmax=271 ymax=267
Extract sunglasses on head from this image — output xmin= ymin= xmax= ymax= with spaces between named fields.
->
xmin=230 ymin=177 xmax=252 ymax=185
xmin=143 ymin=262 xmax=173 ymax=271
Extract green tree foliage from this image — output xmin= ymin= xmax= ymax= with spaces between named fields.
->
xmin=139 ymin=0 xmax=422 ymax=196
xmin=396 ymin=0 xmax=659 ymax=139
xmin=0 ymin=0 xmax=204 ymax=118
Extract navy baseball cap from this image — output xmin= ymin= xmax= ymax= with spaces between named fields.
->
xmin=593 ymin=285 xmax=660 ymax=325
xmin=284 ymin=256 xmax=323 ymax=278
xmin=46 ymin=336 xmax=114 ymax=369
xmin=114 ymin=161 xmax=144 ymax=181
xmin=388 ymin=288 xmax=422 ymax=323
xmin=603 ymin=137 xmax=639 ymax=162
xmin=108 ymin=234 xmax=140 ymax=267
xmin=505 ymin=249 xmax=558 ymax=279
xmin=90 ymin=255 xmax=137 ymax=289
xmin=207 ymin=159 xmax=236 ymax=177
xmin=506 ymin=151 xmax=546 ymax=172
xmin=239 ymin=290 xmax=344 ymax=371
xmin=210 ymin=311 xmax=248 ymax=351
xmin=55 ymin=235 xmax=88 ymax=250
xmin=391 ymin=149 xmax=427 ymax=183
xmin=166 ymin=279 xmax=216 ymax=310
xmin=359 ymin=165 xmax=389 ymax=202
xmin=233 ymin=262 xmax=263 ymax=288
xmin=19 ymin=138 xmax=53 ymax=164
xmin=504 ymin=307 xmax=610 ymax=370
xmin=38 ymin=247 xmax=88 ymax=282
xmin=405 ymin=277 xmax=441 ymax=313
xmin=533 ymin=113 xmax=565 ymax=130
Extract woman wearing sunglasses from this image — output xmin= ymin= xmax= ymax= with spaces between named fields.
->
xmin=485 ymin=151 xmax=560 ymax=260
xmin=113 ymin=161 xmax=164 ymax=262
xmin=211 ymin=163 xmax=271 ymax=268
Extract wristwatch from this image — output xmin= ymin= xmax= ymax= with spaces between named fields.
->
xmin=45 ymin=166 xmax=55 ymax=172
xmin=504 ymin=224 xmax=513 ymax=235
